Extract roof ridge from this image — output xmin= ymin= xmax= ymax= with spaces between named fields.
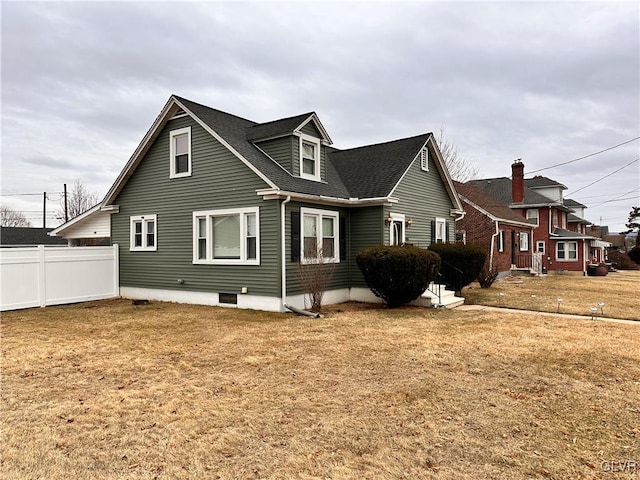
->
xmin=330 ymin=132 xmax=432 ymax=157
xmin=248 ymin=111 xmax=316 ymax=128
xmin=172 ymin=95 xmax=258 ymax=125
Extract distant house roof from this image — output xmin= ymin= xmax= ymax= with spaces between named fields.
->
xmin=567 ymin=213 xmax=591 ymax=224
xmin=525 ymin=176 xmax=567 ymax=190
xmin=467 ymin=177 xmax=571 ymax=210
xmin=564 ymin=198 xmax=587 ymax=209
xmin=0 ymin=227 xmax=67 ymax=246
xmin=551 ymin=227 xmax=595 ymax=240
xmin=454 ymin=181 xmax=535 ymax=227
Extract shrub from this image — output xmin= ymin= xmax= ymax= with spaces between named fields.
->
xmin=609 ymin=249 xmax=640 ymax=270
xmin=477 ymin=264 xmax=499 ymax=288
xmin=297 ymin=247 xmax=335 ymax=312
xmin=428 ymin=242 xmax=487 ymax=292
xmin=356 ymin=245 xmax=441 ymax=308
xmin=629 ymin=246 xmax=640 ymax=265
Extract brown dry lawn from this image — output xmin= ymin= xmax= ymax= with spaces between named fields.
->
xmin=2 ymin=299 xmax=639 ymax=479
xmin=463 ymin=270 xmax=640 ymax=321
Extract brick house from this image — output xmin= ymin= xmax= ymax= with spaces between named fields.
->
xmin=454 ymin=181 xmax=535 ymax=274
xmin=462 ymin=160 xmax=609 ymax=274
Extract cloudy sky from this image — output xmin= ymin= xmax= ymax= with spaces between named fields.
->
xmin=2 ymin=1 xmax=639 ymax=232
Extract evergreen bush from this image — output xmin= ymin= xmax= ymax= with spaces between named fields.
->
xmin=427 ymin=243 xmax=487 ymax=292
xmin=356 ymin=245 xmax=441 ymax=308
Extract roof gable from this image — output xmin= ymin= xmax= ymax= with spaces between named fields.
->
xmin=246 ymin=112 xmax=332 ymax=144
xmin=525 ymin=176 xmax=567 ymax=190
xmin=468 ymin=177 xmax=570 ymax=209
xmin=329 ymin=134 xmax=431 ymax=198
xmin=454 ymin=181 xmax=535 ymax=226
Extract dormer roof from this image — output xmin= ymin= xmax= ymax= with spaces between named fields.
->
xmin=525 ymin=175 xmax=567 ymax=190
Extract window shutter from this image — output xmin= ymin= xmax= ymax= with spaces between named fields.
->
xmin=339 ymin=216 xmax=346 ymax=261
xmin=291 ymin=211 xmax=300 ymax=262
xmin=444 ymin=222 xmax=449 ymax=243
xmin=431 ymin=220 xmax=436 ymax=244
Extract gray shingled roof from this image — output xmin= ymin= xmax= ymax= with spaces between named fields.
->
xmin=467 ymin=177 xmax=566 ymax=207
xmin=568 ymin=213 xmax=590 ymax=224
xmin=454 ymin=181 xmax=534 ymax=225
xmin=329 ymin=134 xmax=431 ymax=198
xmin=175 ymin=96 xmax=430 ymax=200
xmin=564 ymin=198 xmax=586 ymax=209
xmin=246 ymin=112 xmax=315 ymax=142
xmin=0 ymin=227 xmax=68 ymax=245
xmin=551 ymin=227 xmax=594 ymax=239
xmin=525 ymin=176 xmax=567 ymax=190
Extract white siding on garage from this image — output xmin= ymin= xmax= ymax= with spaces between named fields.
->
xmin=61 ymin=210 xmax=111 ymax=239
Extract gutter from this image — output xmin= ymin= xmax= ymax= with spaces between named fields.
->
xmin=490 ymin=220 xmax=499 ymax=271
xmin=281 ymin=195 xmax=291 ymax=312
xmin=257 ymin=188 xmax=398 ymax=207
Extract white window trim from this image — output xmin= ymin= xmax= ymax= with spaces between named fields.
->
xmin=498 ymin=230 xmax=505 ymax=252
xmin=389 ymin=212 xmax=405 ymax=246
xmin=435 ymin=217 xmax=447 ymax=243
xmin=519 ymin=232 xmax=529 ymax=251
xmin=526 ymin=209 xmax=539 ymax=226
xmin=420 ymin=146 xmax=429 ymax=172
xmin=130 ymin=215 xmax=157 ymax=252
xmin=556 ymin=241 xmax=578 ymax=262
xmin=169 ymin=126 xmax=192 ymax=179
xmin=299 ymin=134 xmax=321 ymax=181
xmin=192 ymin=207 xmax=260 ymax=265
xmin=300 ymin=207 xmax=339 ymax=264
xmin=536 ymin=240 xmax=545 ymax=254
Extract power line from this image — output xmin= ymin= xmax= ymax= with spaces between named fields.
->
xmin=0 ymin=192 xmax=64 ymax=197
xmin=566 ymin=158 xmax=640 ymax=196
xmin=527 ymin=137 xmax=640 ymax=175
xmin=589 ymin=189 xmax=639 ymax=208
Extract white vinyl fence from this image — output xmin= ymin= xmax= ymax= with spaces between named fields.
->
xmin=1 ymin=245 xmax=119 ymax=311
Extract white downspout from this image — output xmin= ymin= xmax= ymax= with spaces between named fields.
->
xmin=489 ymin=220 xmax=499 ymax=271
xmin=281 ymin=195 xmax=291 ymax=312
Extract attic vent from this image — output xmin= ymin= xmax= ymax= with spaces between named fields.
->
xmin=420 ymin=147 xmax=429 ymax=172
xmin=171 ymin=108 xmax=187 ymax=119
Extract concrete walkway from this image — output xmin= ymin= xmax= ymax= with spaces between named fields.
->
xmin=455 ymin=304 xmax=639 ymax=326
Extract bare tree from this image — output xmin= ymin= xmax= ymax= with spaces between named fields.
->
xmin=57 ymin=179 xmax=99 ymax=221
xmin=297 ymin=247 xmax=335 ymax=312
xmin=1 ymin=205 xmax=32 ymax=227
xmin=436 ymin=127 xmax=480 ymax=182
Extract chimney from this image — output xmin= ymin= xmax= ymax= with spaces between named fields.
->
xmin=511 ymin=159 xmax=524 ymax=204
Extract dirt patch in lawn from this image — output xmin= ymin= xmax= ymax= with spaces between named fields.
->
xmin=2 ymin=299 xmax=639 ymax=479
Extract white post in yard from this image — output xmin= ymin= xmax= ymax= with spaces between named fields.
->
xmin=38 ymin=245 xmax=46 ymax=307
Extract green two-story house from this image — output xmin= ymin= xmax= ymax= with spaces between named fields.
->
xmin=51 ymin=95 xmax=463 ymax=311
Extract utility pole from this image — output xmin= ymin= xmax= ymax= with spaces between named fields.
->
xmin=64 ymin=183 xmax=68 ymax=222
xmin=43 ymin=192 xmax=47 ymax=229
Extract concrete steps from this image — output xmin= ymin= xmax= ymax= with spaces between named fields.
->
xmin=411 ymin=283 xmax=465 ymax=309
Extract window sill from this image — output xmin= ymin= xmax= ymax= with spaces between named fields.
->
xmin=193 ymin=259 xmax=260 ymax=266
xmin=170 ymin=172 xmax=192 ymax=179
xmin=130 ymin=247 xmax=157 ymax=252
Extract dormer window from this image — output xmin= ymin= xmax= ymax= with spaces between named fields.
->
xmin=300 ymin=135 xmax=320 ymax=181
xmin=420 ymin=146 xmax=429 ymax=171
xmin=170 ymin=127 xmax=191 ymax=178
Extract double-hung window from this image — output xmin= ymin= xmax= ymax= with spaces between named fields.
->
xmin=193 ymin=207 xmax=259 ymax=265
xmin=556 ymin=241 xmax=577 ymax=261
xmin=301 ymin=207 xmax=339 ymax=263
xmin=130 ymin=215 xmax=157 ymax=251
xmin=526 ymin=209 xmax=539 ymax=225
xmin=536 ymin=241 xmax=545 ymax=254
xmin=519 ymin=232 xmax=529 ymax=251
xmin=170 ymin=127 xmax=191 ymax=178
xmin=300 ymin=135 xmax=320 ymax=181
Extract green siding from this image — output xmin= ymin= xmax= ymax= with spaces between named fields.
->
xmin=349 ymin=206 xmax=384 ymax=287
xmin=112 ymin=116 xmax=279 ymax=297
xmin=300 ymin=122 xmax=321 ymax=137
xmin=285 ymin=202 xmax=350 ymax=295
xmin=255 ymin=137 xmax=293 ymax=173
xmin=386 ymin=147 xmax=456 ymax=247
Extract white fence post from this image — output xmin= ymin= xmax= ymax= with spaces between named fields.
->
xmin=38 ymin=245 xmax=46 ymax=307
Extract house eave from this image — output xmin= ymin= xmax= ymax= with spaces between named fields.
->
xmin=256 ymin=189 xmax=398 ymax=207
